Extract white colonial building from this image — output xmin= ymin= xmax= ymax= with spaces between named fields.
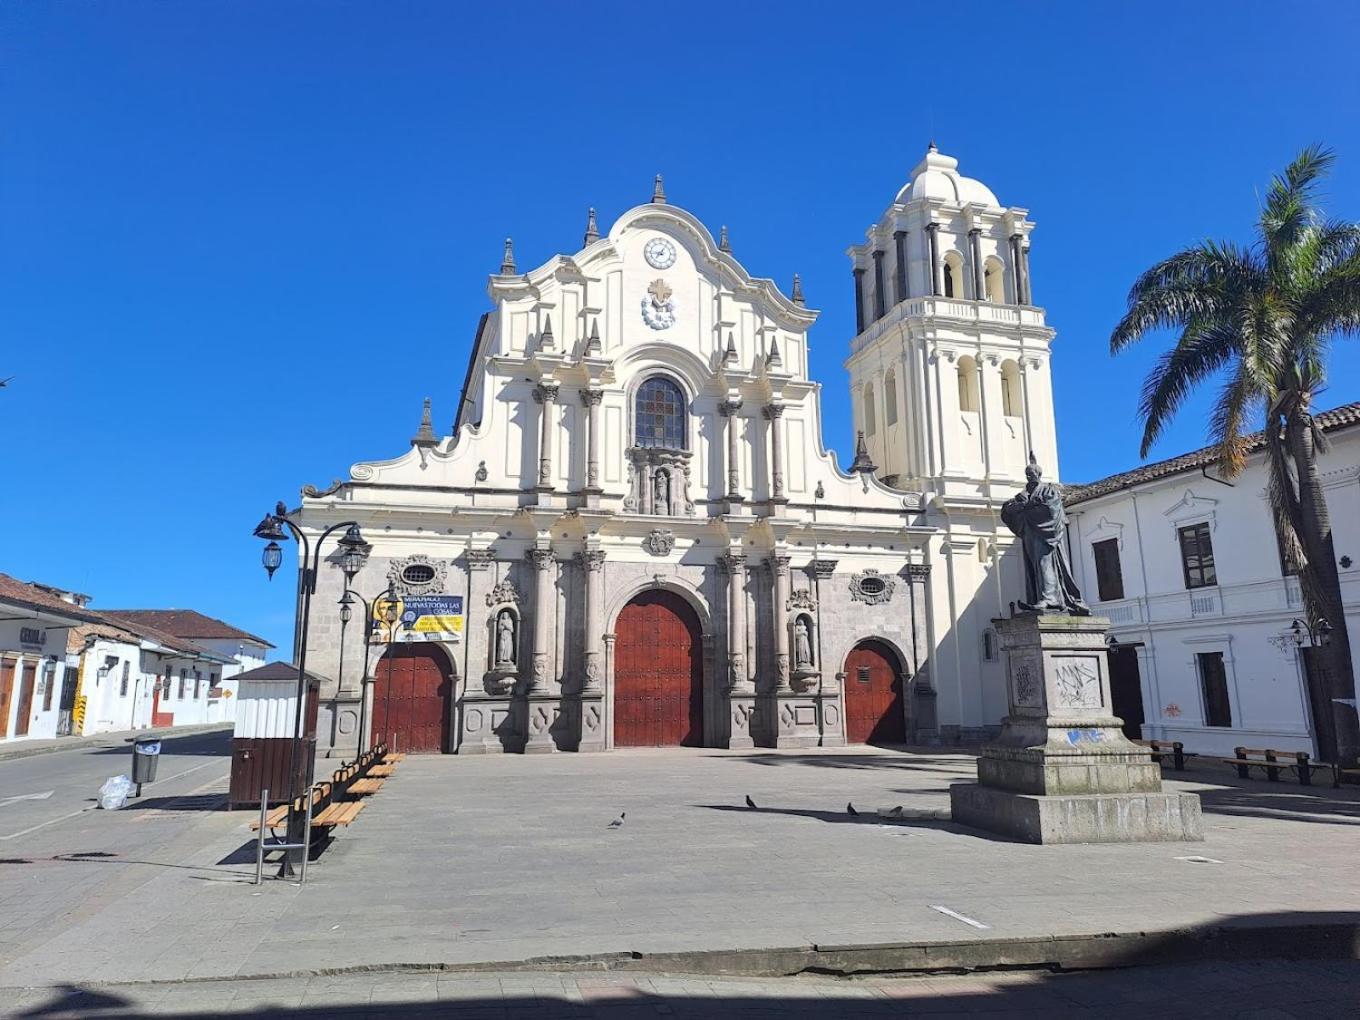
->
xmin=297 ymin=149 xmax=1061 ymax=755
xmin=1065 ymin=403 xmax=1360 ymax=760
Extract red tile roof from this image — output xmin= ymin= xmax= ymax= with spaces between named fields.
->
xmin=99 ymin=609 xmax=275 ymax=649
xmin=1065 ymin=401 xmax=1360 ymax=506
xmin=0 ymin=573 xmax=102 ymax=625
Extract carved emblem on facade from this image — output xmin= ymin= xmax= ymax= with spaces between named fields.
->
xmin=787 ymin=589 xmax=817 ymax=611
xmin=641 ymin=277 xmax=677 ymax=330
xmin=643 ymin=529 xmax=676 ymax=556
xmin=485 ymin=578 xmax=521 ymax=607
xmin=388 ymin=554 xmax=447 ymax=596
xmin=849 ymin=568 xmax=896 ymax=605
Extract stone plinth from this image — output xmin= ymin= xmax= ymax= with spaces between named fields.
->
xmin=950 ymin=614 xmax=1202 ymax=844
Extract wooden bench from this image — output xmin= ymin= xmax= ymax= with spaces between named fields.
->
xmin=251 ymin=784 xmax=330 ymax=831
xmin=312 ymin=800 xmax=366 ymax=828
xmin=1135 ymin=739 xmax=1193 ymax=771
xmin=1215 ymin=747 xmax=1327 ymax=786
xmin=368 ymin=764 xmax=397 ymax=778
xmin=1332 ymin=761 xmax=1360 ymax=789
xmin=384 ymin=752 xmax=407 ymax=762
xmin=347 ymin=778 xmax=385 ymax=796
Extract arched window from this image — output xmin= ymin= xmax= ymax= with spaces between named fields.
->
xmin=635 ymin=376 xmax=687 ymax=449
xmin=957 ymin=356 xmax=979 ymax=413
xmin=984 ymin=257 xmax=1006 ymax=303
xmin=864 ymin=383 xmax=877 ymax=435
xmin=884 ymin=370 xmax=898 ymax=426
xmin=943 ymin=252 xmax=965 ymax=298
xmin=1000 ymin=360 xmax=1023 ymax=417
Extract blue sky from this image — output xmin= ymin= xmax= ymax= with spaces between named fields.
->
xmin=4 ymin=2 xmax=1359 ymax=653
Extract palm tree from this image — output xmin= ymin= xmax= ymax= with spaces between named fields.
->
xmin=1110 ymin=145 xmax=1360 ymax=766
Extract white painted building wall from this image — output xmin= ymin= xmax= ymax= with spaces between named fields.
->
xmin=1067 ymin=417 xmax=1360 ymax=757
xmin=0 ymin=619 xmax=72 ymax=742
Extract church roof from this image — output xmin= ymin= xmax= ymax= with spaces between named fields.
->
xmin=894 ymin=146 xmax=1000 ymax=208
xmin=1064 ymin=401 xmax=1360 ymax=506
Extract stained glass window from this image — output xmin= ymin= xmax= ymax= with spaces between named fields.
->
xmin=635 ymin=377 xmax=687 ymax=449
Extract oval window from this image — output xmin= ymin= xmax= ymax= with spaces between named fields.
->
xmin=859 ymin=576 xmax=886 ymax=596
xmin=401 ymin=564 xmax=436 ymax=585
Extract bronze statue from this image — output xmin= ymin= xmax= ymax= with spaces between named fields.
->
xmin=1000 ymin=454 xmax=1089 ymax=615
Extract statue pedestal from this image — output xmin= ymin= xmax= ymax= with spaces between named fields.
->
xmin=950 ymin=614 xmax=1203 ymax=844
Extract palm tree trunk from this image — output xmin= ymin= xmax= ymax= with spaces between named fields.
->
xmin=1287 ymin=412 xmax=1360 ymax=764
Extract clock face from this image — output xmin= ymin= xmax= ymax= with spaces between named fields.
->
xmin=644 ymin=237 xmax=677 ymax=269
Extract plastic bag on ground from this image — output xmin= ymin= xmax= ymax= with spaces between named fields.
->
xmin=97 ymin=774 xmax=133 ymax=810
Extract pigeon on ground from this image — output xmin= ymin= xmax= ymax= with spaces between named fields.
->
xmin=882 ymin=805 xmax=904 ymax=818
xmin=846 ymin=802 xmax=859 ymax=816
xmin=607 ymin=812 xmax=626 ymax=829
xmin=745 ymin=795 xmax=758 ymax=810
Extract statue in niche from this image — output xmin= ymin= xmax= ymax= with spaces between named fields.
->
xmin=653 ymin=470 xmax=669 ymax=515
xmin=794 ymin=617 xmax=814 ymax=670
xmin=494 ymin=609 xmax=517 ymax=666
xmin=1000 ymin=453 xmax=1090 ymax=615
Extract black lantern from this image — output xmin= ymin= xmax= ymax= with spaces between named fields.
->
xmin=253 ymin=514 xmax=288 ymax=542
xmin=262 ymin=541 xmax=283 ymax=580
xmin=339 ymin=591 xmax=354 ymax=626
xmin=337 ymin=524 xmax=367 ymax=581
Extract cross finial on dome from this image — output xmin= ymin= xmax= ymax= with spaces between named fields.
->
xmin=791 ymin=273 xmax=805 ymax=306
xmin=927 ymin=139 xmax=938 ymax=153
xmin=500 ymin=237 xmax=517 ymax=274
xmin=583 ymin=207 xmax=599 ymax=246
xmin=652 ymin=174 xmax=667 ymax=204
xmin=719 ymin=225 xmax=731 ymax=252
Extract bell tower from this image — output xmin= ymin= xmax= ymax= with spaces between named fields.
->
xmin=843 ymin=145 xmax=1059 ymax=505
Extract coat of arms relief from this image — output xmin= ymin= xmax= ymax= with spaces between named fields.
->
xmin=641 ymin=277 xmax=677 ymax=330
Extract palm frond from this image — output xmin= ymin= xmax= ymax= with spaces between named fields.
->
xmin=1261 ymin=145 xmax=1335 ymax=272
xmin=1136 ymin=321 xmax=1240 ymax=456
xmin=1110 ymin=242 xmax=1261 ymax=352
xmin=1208 ymin=363 xmax=1262 ymax=477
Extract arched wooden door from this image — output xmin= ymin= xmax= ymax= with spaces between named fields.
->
xmin=372 ymin=645 xmax=452 ymax=754
xmin=614 ymin=590 xmax=702 ymax=747
xmin=843 ymin=640 xmax=906 ymax=745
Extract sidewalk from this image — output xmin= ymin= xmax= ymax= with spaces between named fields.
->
xmin=0 ymin=722 xmax=231 ymax=762
xmin=1 ymin=746 xmax=1358 ymax=990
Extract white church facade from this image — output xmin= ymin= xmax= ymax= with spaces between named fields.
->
xmin=297 ymin=148 xmax=1059 ymax=756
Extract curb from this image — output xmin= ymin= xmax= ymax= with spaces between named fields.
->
xmin=5 ymin=920 xmax=1357 ymax=991
xmin=0 ymin=723 xmax=232 ymax=763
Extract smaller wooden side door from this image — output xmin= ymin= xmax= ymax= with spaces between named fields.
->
xmin=843 ymin=641 xmax=905 ymax=745
xmin=0 ymin=657 xmax=14 ymax=738
xmin=14 ymin=660 xmax=35 ymax=737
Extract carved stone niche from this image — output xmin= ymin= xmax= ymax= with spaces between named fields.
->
xmin=483 ymin=605 xmax=520 ymax=696
xmin=625 ymin=447 xmax=697 ymax=517
xmin=788 ymin=592 xmax=819 ymax=690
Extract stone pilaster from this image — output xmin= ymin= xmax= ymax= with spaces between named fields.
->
xmin=968 ymin=228 xmax=983 ymax=299
xmin=533 ymin=383 xmax=559 ymax=493
xmin=460 ymin=548 xmax=515 ymax=755
xmin=581 ymin=388 xmax=603 ymax=505
xmin=763 ymin=403 xmax=788 ymax=507
xmin=576 ymin=543 xmax=606 ymax=752
xmin=720 ymin=550 xmax=755 ymax=751
xmin=719 ymin=397 xmax=744 ymax=508
xmin=524 ymin=544 xmax=557 ymax=753
xmin=769 ymin=551 xmax=791 ymax=692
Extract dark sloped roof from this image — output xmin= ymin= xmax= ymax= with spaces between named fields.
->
xmin=0 ymin=573 xmax=102 ymax=625
xmin=93 ymin=614 xmax=235 ymax=663
xmin=1065 ymin=401 xmax=1360 ymax=506
xmin=100 ymin=609 xmax=274 ymax=648
xmin=232 ymin=661 xmax=323 ymax=684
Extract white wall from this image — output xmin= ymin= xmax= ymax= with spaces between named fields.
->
xmin=1069 ymin=425 xmax=1360 ymax=757
xmin=0 ymin=619 xmax=72 ymax=742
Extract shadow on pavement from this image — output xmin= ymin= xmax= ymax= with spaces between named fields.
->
xmin=696 ymin=803 xmax=998 ymax=839
xmin=91 ymin=730 xmax=231 ymax=758
xmin=714 ymin=748 xmax=980 ymax=772
xmin=1191 ymin=781 xmax=1360 ymax=826
xmin=13 ymin=912 xmax=1360 ymax=1018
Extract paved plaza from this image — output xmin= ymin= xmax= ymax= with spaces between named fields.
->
xmin=2 ymin=743 xmax=1359 ymax=999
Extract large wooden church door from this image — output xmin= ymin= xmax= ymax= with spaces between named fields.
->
xmin=614 ymin=590 xmax=702 ymax=747
xmin=372 ymin=645 xmax=453 ymax=754
xmin=843 ymin=640 xmax=906 ymax=745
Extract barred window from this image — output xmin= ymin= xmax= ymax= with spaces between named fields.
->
xmin=635 ymin=377 xmax=687 ymax=449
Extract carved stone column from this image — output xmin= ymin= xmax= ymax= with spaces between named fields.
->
xmin=871 ymin=248 xmax=886 ymax=320
xmin=459 ymin=549 xmax=510 ymax=755
xmin=927 ymin=222 xmax=942 ymax=296
xmin=581 ymin=388 xmax=603 ymax=500
xmin=852 ymin=267 xmax=866 ymax=334
xmin=576 ymin=544 xmax=606 ymax=751
xmin=763 ymin=403 xmax=788 ymax=506
xmin=893 ymin=229 xmax=908 ymax=302
xmin=533 ymin=383 xmax=559 ymax=492
xmin=719 ymin=398 xmax=744 ymax=505
xmin=968 ymin=228 xmax=984 ymax=300
xmin=720 ymin=551 xmax=754 ymax=749
xmin=769 ymin=552 xmax=791 ymax=692
xmin=524 ymin=544 xmax=557 ymax=753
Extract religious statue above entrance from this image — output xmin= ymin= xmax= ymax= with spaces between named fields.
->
xmin=1000 ymin=454 xmax=1090 ymax=615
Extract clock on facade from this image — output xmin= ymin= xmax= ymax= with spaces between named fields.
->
xmin=643 ymin=237 xmax=677 ymax=269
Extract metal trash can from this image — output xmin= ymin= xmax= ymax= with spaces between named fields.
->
xmin=132 ymin=737 xmax=162 ymax=792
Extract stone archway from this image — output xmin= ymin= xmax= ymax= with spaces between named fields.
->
xmin=843 ymin=639 xmax=906 ymax=745
xmin=372 ymin=644 xmax=455 ymax=754
xmin=613 ymin=589 xmax=703 ymax=747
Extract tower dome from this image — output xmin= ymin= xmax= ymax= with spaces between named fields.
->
xmin=894 ymin=145 xmax=1000 ymax=208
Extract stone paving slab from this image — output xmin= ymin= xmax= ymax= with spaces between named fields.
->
xmin=6 ymin=961 xmax=1360 ymax=1018
xmin=2 ymin=746 xmax=1359 ymax=989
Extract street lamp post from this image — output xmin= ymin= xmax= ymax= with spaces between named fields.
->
xmin=253 ymin=504 xmax=367 ymax=876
